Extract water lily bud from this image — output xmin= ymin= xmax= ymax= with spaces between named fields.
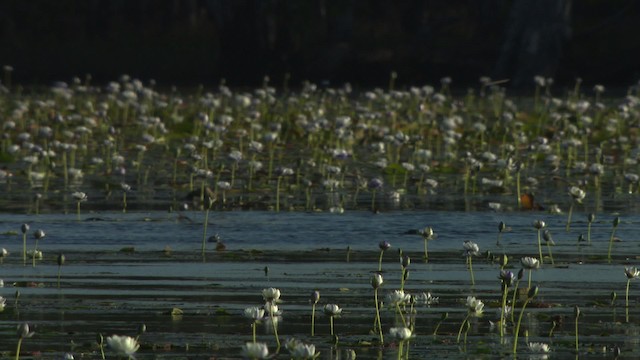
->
xmin=310 ymin=290 xmax=320 ymax=304
xmin=137 ymin=323 xmax=146 ymax=336
xmin=17 ymin=323 xmax=33 ymax=338
xmin=403 ymin=269 xmax=410 ymax=281
xmin=613 ymin=217 xmax=620 ymax=227
xmin=371 ymin=273 xmax=384 ymax=289
xmin=588 ymin=213 xmax=595 ymax=223
xmin=611 ymin=291 xmax=617 ymax=305
xmin=517 ymin=268 xmax=524 ymax=280
xmin=499 ymin=254 xmax=508 ymax=267
xmin=533 ymin=220 xmax=546 ymax=229
xmin=574 ymin=305 xmax=581 ymax=318
xmin=401 ymin=255 xmax=410 ymax=269
xmin=34 ymin=229 xmax=45 ymax=240
xmin=498 ymin=221 xmax=506 ymax=232
xmin=97 ymin=333 xmax=104 ymax=345
xmin=577 ymin=234 xmax=585 ymax=243
xmin=528 ymin=286 xmax=539 ymax=299
xmin=21 ymin=224 xmax=29 ymax=234
xmin=378 ymin=241 xmax=391 ymax=251
xmin=440 ymin=312 xmax=449 ymax=320
xmin=57 ymin=253 xmax=65 ymax=266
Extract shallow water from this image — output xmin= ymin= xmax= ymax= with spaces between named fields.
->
xmin=0 ymin=210 xmax=639 ymax=359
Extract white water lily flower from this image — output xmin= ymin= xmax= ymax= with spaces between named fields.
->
xmin=243 ymin=306 xmax=265 ymax=321
xmin=528 ymin=342 xmax=551 ymax=353
xmin=625 ymin=267 xmax=640 ymax=279
xmin=465 ymin=296 xmax=484 ymax=316
xmin=521 ymin=257 xmax=540 ymax=270
xmin=389 ymin=326 xmax=413 ymax=341
xmin=287 ymin=339 xmax=319 ymax=360
xmin=71 ymin=191 xmax=87 ymax=202
xmin=262 ymin=287 xmax=281 ymax=302
xmin=241 ymin=342 xmax=269 ymax=359
xmin=387 ymin=290 xmax=411 ymax=306
xmin=568 ymin=186 xmax=586 ymax=203
xmin=323 ymin=304 xmax=342 ymax=317
xmin=106 ymin=335 xmax=139 ymax=357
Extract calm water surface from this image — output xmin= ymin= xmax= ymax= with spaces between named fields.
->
xmin=0 ymin=210 xmax=639 ymax=359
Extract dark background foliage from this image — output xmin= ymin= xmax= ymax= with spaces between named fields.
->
xmin=0 ymin=0 xmax=637 ymax=89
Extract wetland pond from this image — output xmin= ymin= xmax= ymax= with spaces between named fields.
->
xmin=1 ymin=210 xmax=640 ymax=359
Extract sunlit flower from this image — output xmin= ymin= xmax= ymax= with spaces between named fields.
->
xmin=625 ymin=267 xmax=640 ymax=279
xmin=244 ymin=306 xmax=265 ymax=321
xmin=568 ymin=186 xmax=586 ymax=203
xmin=241 ymin=342 xmax=269 ymax=359
xmin=106 ymin=335 xmax=139 ymax=357
xmin=387 ymin=290 xmax=411 ymax=306
xmin=521 ymin=257 xmax=540 ymax=270
xmin=417 ymin=292 xmax=439 ymax=306
xmin=389 ymin=326 xmax=413 ymax=341
xmin=528 ymin=342 xmax=551 ymax=353
xmin=286 ymin=338 xmax=319 ymax=360
xmin=262 ymin=287 xmax=281 ymax=302
xmin=465 ymin=296 xmax=484 ymax=316
xmin=323 ymin=304 xmax=342 ymax=317
xmin=463 ymin=240 xmax=479 ymax=256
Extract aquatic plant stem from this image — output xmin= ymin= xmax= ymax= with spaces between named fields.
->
xmin=546 ymin=241 xmax=555 ymax=265
xmin=566 ymin=203 xmax=573 ymax=232
xmin=512 ymin=291 xmax=536 ymax=354
xmin=32 ymin=239 xmax=39 ymax=268
xmin=500 ymin=285 xmax=508 ymax=338
xmin=15 ymin=337 xmax=23 ymax=360
xmin=22 ymin=233 xmax=26 ymax=266
xmin=468 ymin=256 xmax=475 ymax=286
xmin=276 ymin=176 xmax=282 ymax=212
xmin=252 ymin=322 xmax=256 ymax=343
xmin=608 ymin=224 xmax=618 ymax=263
xmin=374 ymin=289 xmax=383 ymax=344
xmin=423 ymin=237 xmax=428 ymax=262
xmin=271 ymin=312 xmax=280 ymax=349
xmin=378 ymin=250 xmax=384 ymax=272
xmin=626 ymin=279 xmax=631 ymax=323
xmin=329 ymin=316 xmax=335 ymax=337
xmin=537 ymin=229 xmax=544 ymax=265
xmin=311 ymin=303 xmax=316 ymax=337
xmin=397 ymin=341 xmax=404 ymax=360
xmin=456 ymin=313 xmax=471 ymax=343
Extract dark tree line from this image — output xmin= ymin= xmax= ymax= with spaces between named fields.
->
xmin=0 ymin=0 xmax=637 ymax=88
